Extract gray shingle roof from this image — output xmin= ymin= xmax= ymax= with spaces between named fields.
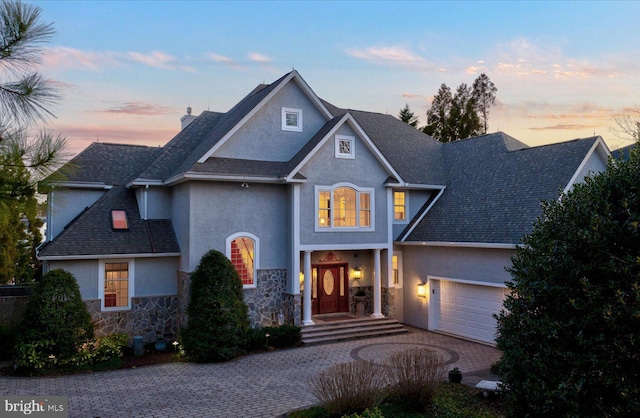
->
xmin=39 ymin=186 xmax=179 ymax=257
xmin=404 ymin=133 xmax=599 ymax=244
xmin=48 ymin=143 xmax=163 ymax=186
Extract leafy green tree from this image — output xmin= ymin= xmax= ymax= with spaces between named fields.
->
xmin=16 ymin=269 xmax=94 ymax=366
xmin=398 ymin=103 xmax=419 ymax=128
xmin=0 ymin=0 xmax=65 ymax=282
xmin=449 ymin=83 xmax=481 ymax=140
xmin=423 ymin=74 xmax=497 ymax=142
xmin=495 ymin=145 xmax=640 ymax=417
xmin=422 ymin=84 xmax=453 ymax=141
xmin=471 ymin=73 xmax=497 ymax=134
xmin=181 ymin=250 xmax=250 ymax=362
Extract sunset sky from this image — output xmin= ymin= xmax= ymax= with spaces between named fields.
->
xmin=30 ymin=1 xmax=640 ymax=156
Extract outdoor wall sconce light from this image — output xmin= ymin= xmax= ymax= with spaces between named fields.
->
xmin=351 ymin=267 xmax=362 ymax=280
xmin=417 ymin=282 xmax=427 ymax=298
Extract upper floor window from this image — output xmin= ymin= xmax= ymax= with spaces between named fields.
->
xmin=316 ymin=184 xmax=374 ymax=231
xmin=335 ymin=135 xmax=355 ymax=159
xmin=99 ymin=259 xmax=134 ymax=311
xmin=394 ymin=191 xmax=407 ymax=222
xmin=111 ymin=210 xmax=129 ymax=230
xmin=227 ymin=233 xmax=259 ymax=288
xmin=282 ymin=107 xmax=303 ymax=132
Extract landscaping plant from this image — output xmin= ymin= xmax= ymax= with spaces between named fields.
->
xmin=496 ymin=144 xmax=640 ymax=416
xmin=181 ymin=249 xmax=250 ymax=362
xmin=385 ymin=347 xmax=446 ymax=411
xmin=15 ymin=269 xmax=94 ymax=372
xmin=310 ymin=361 xmax=387 ymax=417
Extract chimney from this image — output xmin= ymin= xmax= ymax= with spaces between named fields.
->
xmin=180 ymin=106 xmax=197 ymax=130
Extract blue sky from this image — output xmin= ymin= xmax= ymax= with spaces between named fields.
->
xmin=30 ymin=1 xmax=640 ymax=155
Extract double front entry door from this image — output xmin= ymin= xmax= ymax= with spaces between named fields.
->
xmin=312 ymin=263 xmax=350 ymax=315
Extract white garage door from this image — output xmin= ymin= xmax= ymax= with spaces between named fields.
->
xmin=431 ymin=279 xmax=508 ymax=344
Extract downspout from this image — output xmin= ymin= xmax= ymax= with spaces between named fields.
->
xmin=143 ymin=185 xmax=149 ymax=220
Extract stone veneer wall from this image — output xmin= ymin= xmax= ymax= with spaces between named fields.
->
xmin=177 ymin=268 xmax=290 ymax=329
xmin=382 ymin=287 xmax=395 ymax=319
xmin=86 ymin=296 xmax=178 ymax=343
xmin=282 ymin=293 xmax=301 ymax=326
xmin=177 ymin=270 xmax=190 ymax=328
xmin=243 ymin=269 xmax=287 ymax=327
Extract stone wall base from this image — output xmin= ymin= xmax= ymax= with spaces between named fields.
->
xmin=177 ymin=268 xmax=292 ymax=329
xmin=382 ymin=287 xmax=395 ymax=319
xmin=86 ymin=296 xmax=178 ymax=343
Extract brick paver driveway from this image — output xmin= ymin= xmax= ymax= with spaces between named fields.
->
xmin=0 ymin=328 xmax=501 ymax=417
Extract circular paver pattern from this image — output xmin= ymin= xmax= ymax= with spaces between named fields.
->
xmin=350 ymin=342 xmax=459 ymax=366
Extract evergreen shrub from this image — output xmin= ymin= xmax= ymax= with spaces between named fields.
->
xmin=15 ymin=269 xmax=94 ymax=372
xmin=181 ymin=250 xmax=250 ymax=362
xmin=496 ymin=145 xmax=640 ymax=416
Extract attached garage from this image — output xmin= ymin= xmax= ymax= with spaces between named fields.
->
xmin=428 ymin=278 xmax=508 ymax=344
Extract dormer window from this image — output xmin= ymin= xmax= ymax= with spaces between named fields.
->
xmin=335 ymin=135 xmax=355 ymax=159
xmin=282 ymin=107 xmax=302 ymax=132
xmin=111 ymin=210 xmax=129 ymax=230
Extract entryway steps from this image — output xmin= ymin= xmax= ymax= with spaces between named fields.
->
xmin=301 ymin=317 xmax=407 ymax=345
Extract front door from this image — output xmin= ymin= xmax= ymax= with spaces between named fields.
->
xmin=317 ymin=264 xmax=349 ymax=314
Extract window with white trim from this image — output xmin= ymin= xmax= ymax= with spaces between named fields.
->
xmin=335 ymin=135 xmax=354 ymax=159
xmin=316 ymin=184 xmax=374 ymax=230
xmin=99 ymin=259 xmax=134 ymax=311
xmin=226 ymin=233 xmax=259 ymax=288
xmin=394 ymin=191 xmax=407 ymax=222
xmin=282 ymin=107 xmax=302 ymax=132
xmin=392 ymin=252 xmax=403 ymax=288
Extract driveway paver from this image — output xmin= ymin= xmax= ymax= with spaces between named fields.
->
xmin=0 ymin=328 xmax=501 ymax=417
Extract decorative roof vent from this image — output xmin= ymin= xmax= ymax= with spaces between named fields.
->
xmin=180 ymin=106 xmax=197 ymax=130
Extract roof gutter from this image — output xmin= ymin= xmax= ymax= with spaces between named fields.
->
xmin=38 ymin=252 xmax=182 ymax=261
xmin=397 ymin=241 xmax=517 ymax=249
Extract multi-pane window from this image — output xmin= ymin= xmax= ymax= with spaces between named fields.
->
xmin=230 ymin=236 xmax=255 ymax=286
xmin=394 ymin=191 xmax=406 ymax=221
xmin=104 ymin=262 xmax=129 ymax=308
xmin=317 ymin=185 xmax=373 ymax=230
xmin=282 ymin=107 xmax=302 ymax=132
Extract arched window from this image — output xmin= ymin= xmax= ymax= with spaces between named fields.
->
xmin=226 ymin=233 xmax=259 ymax=288
xmin=316 ymin=184 xmax=374 ymax=231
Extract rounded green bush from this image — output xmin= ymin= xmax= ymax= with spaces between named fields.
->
xmin=181 ymin=249 xmax=250 ymax=362
xmin=16 ymin=269 xmax=94 ymax=368
xmin=496 ymin=146 xmax=640 ymax=416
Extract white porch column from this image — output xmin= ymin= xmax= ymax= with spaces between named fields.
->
xmin=371 ymin=248 xmax=384 ymax=318
xmin=302 ymin=250 xmax=314 ymax=326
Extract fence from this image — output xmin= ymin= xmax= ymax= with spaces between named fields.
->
xmin=0 ymin=286 xmax=32 ymax=328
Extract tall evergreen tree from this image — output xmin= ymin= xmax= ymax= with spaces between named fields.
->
xmin=449 ymin=83 xmax=482 ymax=140
xmin=423 ymin=84 xmax=453 ymax=142
xmin=398 ymin=103 xmax=419 ymax=128
xmin=471 ymin=73 xmax=497 ymax=134
xmin=0 ymin=0 xmax=65 ymax=283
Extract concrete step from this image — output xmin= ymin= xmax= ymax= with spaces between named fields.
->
xmin=301 ymin=317 xmax=407 ymax=345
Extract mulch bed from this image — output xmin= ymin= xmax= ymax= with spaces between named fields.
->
xmin=121 ymin=349 xmax=179 ymax=368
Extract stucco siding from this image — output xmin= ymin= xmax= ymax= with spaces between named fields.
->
xmin=49 ymin=189 xmax=105 ymax=240
xmin=570 ymin=147 xmax=608 ymax=188
xmin=136 ymin=187 xmax=172 ymax=219
xmin=188 ymin=182 xmax=289 ymax=271
xmin=401 ymin=245 xmax=514 ymax=330
xmin=299 ymin=124 xmax=390 ymax=246
xmin=215 ymin=81 xmax=328 ymax=161
xmin=48 ymin=259 xmax=99 ymax=300
xmin=135 ymin=257 xmax=179 ymax=296
xmin=171 ymin=183 xmax=191 ymax=271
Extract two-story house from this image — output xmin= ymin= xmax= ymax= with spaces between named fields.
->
xmin=38 ymin=71 xmax=610 ymax=344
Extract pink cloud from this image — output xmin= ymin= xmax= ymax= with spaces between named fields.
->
xmin=248 ymin=52 xmax=273 ymax=63
xmin=42 ymin=47 xmax=121 ymax=71
xmin=94 ymin=102 xmax=175 ymax=116
xmin=347 ymin=45 xmax=436 ymax=72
